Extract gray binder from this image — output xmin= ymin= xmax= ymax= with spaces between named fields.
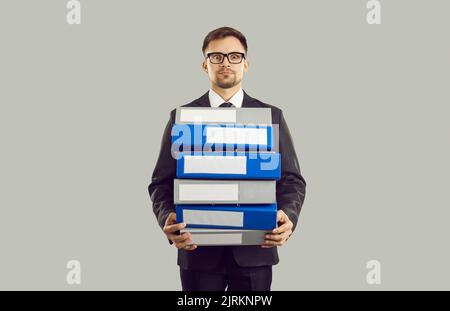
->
xmin=175 ymin=107 xmax=272 ymax=125
xmin=181 ymin=228 xmax=271 ymax=246
xmin=174 ymin=179 xmax=276 ymax=204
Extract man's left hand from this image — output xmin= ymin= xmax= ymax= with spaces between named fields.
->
xmin=261 ymin=210 xmax=293 ymax=248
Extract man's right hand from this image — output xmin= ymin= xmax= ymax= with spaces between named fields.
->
xmin=163 ymin=212 xmax=197 ymax=251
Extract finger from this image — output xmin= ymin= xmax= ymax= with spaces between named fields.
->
xmin=184 ymin=244 xmax=198 ymax=251
xmin=263 ymin=238 xmax=286 ymax=247
xmin=261 ymin=244 xmax=274 ymax=248
xmin=261 ymin=241 xmax=278 ymax=247
xmin=176 ymin=238 xmax=194 ymax=249
xmin=276 ymin=231 xmax=292 ymax=242
xmin=165 ymin=232 xmax=178 ymax=241
xmin=277 ymin=210 xmax=286 ymax=222
xmin=272 ymin=221 xmax=292 ymax=234
xmin=171 ymin=232 xmax=191 ymax=244
xmin=164 ymin=222 xmax=186 ymax=234
xmin=165 ymin=213 xmax=177 ymax=225
xmin=279 ymin=230 xmax=292 ymax=241
xmin=165 ymin=221 xmax=186 ymax=232
xmin=265 ymin=233 xmax=283 ymax=242
xmin=262 ymin=238 xmax=277 ymax=246
xmin=263 ymin=240 xmax=280 ymax=247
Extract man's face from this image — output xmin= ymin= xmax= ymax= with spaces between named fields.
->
xmin=202 ymin=36 xmax=249 ymax=89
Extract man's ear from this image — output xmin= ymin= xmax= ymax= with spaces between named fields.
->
xmin=202 ymin=60 xmax=208 ymax=73
xmin=244 ymin=58 xmax=249 ymax=73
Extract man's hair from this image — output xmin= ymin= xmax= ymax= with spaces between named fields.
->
xmin=202 ymin=26 xmax=248 ymax=55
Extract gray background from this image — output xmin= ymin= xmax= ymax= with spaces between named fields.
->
xmin=0 ymin=0 xmax=449 ymax=290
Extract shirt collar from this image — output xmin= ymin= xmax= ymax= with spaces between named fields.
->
xmin=208 ymin=88 xmax=243 ymax=108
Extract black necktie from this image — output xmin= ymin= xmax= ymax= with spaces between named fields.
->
xmin=219 ymin=102 xmax=234 ymax=108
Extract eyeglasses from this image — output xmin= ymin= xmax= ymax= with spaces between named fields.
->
xmin=206 ymin=52 xmax=246 ymax=64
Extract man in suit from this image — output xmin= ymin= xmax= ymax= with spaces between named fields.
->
xmin=148 ymin=26 xmax=306 ymax=291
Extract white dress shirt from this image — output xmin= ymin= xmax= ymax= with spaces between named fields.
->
xmin=208 ymin=88 xmax=243 ymax=108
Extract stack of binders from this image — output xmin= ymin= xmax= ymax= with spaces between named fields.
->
xmin=172 ymin=107 xmax=280 ymax=246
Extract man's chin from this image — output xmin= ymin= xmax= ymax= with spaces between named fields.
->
xmin=216 ymin=84 xmax=235 ymax=89
xmin=216 ymin=79 xmax=238 ymax=89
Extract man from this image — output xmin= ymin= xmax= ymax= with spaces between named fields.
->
xmin=148 ymin=26 xmax=306 ymax=291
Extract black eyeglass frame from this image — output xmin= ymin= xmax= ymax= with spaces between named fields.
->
xmin=206 ymin=52 xmax=246 ymax=64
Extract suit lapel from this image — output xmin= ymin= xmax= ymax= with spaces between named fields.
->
xmin=242 ymin=90 xmax=259 ymax=107
xmin=193 ymin=91 xmax=210 ymax=107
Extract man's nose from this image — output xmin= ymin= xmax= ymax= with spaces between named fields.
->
xmin=221 ymin=55 xmax=231 ymax=66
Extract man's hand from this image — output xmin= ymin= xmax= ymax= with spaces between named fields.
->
xmin=261 ymin=210 xmax=293 ymax=248
xmin=163 ymin=212 xmax=197 ymax=251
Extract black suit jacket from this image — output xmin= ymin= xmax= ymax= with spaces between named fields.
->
xmin=148 ymin=90 xmax=306 ymax=270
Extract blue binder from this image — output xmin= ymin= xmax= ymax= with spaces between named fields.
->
xmin=171 ymin=124 xmax=274 ymax=151
xmin=176 ymin=203 xmax=277 ymax=230
xmin=176 ymin=151 xmax=281 ymax=180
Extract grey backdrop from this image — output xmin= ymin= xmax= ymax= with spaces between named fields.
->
xmin=0 ymin=0 xmax=449 ymax=290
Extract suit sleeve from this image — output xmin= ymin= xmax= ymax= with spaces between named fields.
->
xmin=276 ymin=110 xmax=307 ymax=233
xmin=148 ymin=109 xmax=177 ymax=231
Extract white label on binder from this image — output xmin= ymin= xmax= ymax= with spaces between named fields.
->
xmin=191 ymin=233 xmax=243 ymax=245
xmin=179 ymin=109 xmax=236 ymax=123
xmin=183 ymin=210 xmax=244 ymax=227
xmin=178 ymin=184 xmax=239 ymax=201
xmin=184 ymin=155 xmax=247 ymax=174
xmin=205 ymin=127 xmax=268 ymax=145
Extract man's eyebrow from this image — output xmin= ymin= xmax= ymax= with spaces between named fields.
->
xmin=207 ymin=51 xmax=246 ymax=54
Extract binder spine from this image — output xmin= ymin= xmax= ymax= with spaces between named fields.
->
xmin=176 ymin=152 xmax=281 ymax=180
xmin=174 ymin=179 xmax=276 ymax=204
xmin=181 ymin=228 xmax=272 ymax=246
xmin=176 ymin=204 xmax=277 ymax=230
